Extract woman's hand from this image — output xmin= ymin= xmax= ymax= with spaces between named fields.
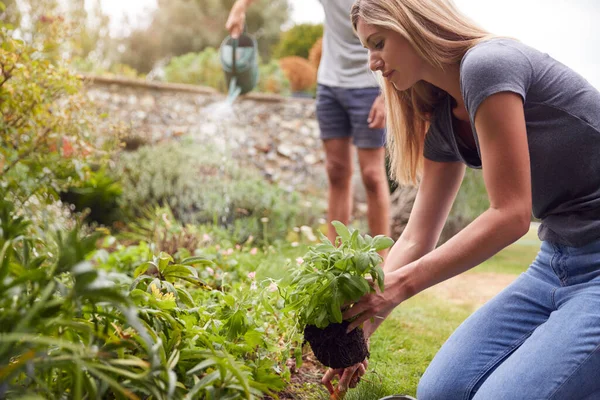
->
xmin=322 ymin=359 xmax=368 ymax=399
xmin=343 ymin=269 xmax=409 ymax=333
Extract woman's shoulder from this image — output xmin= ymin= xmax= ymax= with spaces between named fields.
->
xmin=460 ymin=38 xmax=534 ymax=79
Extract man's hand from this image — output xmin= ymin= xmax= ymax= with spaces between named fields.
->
xmin=368 ymin=94 xmax=385 ymax=129
xmin=322 ymin=359 xmax=368 ymax=399
xmin=225 ymin=0 xmax=250 ymax=39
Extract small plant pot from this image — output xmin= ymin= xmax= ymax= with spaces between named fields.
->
xmin=304 ymin=321 xmax=369 ymax=369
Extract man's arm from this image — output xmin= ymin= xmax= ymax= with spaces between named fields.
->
xmin=225 ymin=0 xmax=256 ymax=39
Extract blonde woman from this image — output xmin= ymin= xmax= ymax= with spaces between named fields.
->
xmin=325 ymin=0 xmax=600 ymax=398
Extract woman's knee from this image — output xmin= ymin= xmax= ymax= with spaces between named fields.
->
xmin=417 ymin=357 xmax=473 ymax=400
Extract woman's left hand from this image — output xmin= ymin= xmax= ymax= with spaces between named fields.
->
xmin=343 ymin=270 xmax=408 ymax=332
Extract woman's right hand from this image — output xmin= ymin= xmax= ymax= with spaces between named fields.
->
xmin=322 ymin=359 xmax=368 ymax=399
xmin=225 ymin=0 xmax=247 ymax=39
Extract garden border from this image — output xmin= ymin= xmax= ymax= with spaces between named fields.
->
xmin=79 ymin=74 xmax=314 ymax=104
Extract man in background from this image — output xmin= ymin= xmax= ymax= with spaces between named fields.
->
xmin=226 ymin=0 xmax=390 ymax=252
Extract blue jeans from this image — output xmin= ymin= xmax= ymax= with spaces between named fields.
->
xmin=418 ymin=240 xmax=600 ymax=400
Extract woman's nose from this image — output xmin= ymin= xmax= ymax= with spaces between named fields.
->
xmin=369 ymin=56 xmax=383 ymax=72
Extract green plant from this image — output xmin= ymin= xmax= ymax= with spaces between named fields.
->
xmin=0 ymin=12 xmax=119 ymax=206
xmin=0 ymin=193 xmax=174 ymax=399
xmin=284 ymin=221 xmax=393 ymax=369
xmin=287 ymin=221 xmax=392 ymax=329
xmin=60 ymin=167 xmax=123 ymax=226
xmin=257 ymin=59 xmax=291 ymax=95
xmin=116 ymin=141 xmax=314 ymax=244
xmin=273 ymin=23 xmax=324 ymax=59
xmin=163 ymin=48 xmax=226 ymax=91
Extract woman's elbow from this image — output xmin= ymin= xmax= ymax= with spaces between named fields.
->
xmin=508 ymin=207 xmax=532 ymax=239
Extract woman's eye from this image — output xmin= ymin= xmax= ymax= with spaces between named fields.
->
xmin=375 ymin=41 xmax=384 ymax=50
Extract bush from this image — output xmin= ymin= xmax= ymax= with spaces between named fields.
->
xmin=0 ymin=16 xmax=119 ymax=205
xmin=163 ymin=47 xmax=226 ymax=91
xmin=115 ymin=141 xmax=313 ymax=243
xmin=279 ymin=56 xmax=317 ymax=94
xmin=257 ymin=59 xmax=291 ymax=95
xmin=59 ymin=167 xmax=124 ymax=226
xmin=273 ymin=23 xmax=323 ymax=59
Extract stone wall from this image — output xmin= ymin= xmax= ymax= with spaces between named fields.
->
xmin=84 ymin=75 xmax=330 ymax=196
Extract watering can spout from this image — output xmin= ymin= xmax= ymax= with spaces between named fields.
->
xmin=219 ymin=30 xmax=259 ymax=102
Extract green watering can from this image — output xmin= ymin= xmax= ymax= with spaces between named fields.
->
xmin=219 ymin=30 xmax=259 ymax=101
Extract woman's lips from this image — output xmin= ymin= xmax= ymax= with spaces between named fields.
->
xmin=383 ymin=70 xmax=395 ymax=79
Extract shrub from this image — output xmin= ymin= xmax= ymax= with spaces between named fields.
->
xmin=279 ymin=56 xmax=317 ymax=94
xmin=257 ymin=59 xmax=291 ymax=95
xmin=273 ymin=23 xmax=324 ymax=59
xmin=163 ymin=47 xmax=226 ymax=92
xmin=0 ymin=14 xmax=119 ymax=205
xmin=59 ymin=167 xmax=124 ymax=226
xmin=115 ymin=141 xmax=313 ymax=243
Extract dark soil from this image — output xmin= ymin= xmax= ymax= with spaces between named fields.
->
xmin=304 ymin=321 xmax=369 ymax=369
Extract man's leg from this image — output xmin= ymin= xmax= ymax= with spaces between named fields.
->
xmin=323 ymin=138 xmax=354 ymax=244
xmin=357 ymin=147 xmax=390 ymax=255
xmin=315 ymin=84 xmax=354 ymax=244
xmin=344 ymin=86 xmax=390 ymax=253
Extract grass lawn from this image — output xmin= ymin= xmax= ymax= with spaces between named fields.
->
xmin=299 ymin=225 xmax=543 ymax=399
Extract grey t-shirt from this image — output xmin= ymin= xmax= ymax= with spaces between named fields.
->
xmin=317 ymin=0 xmax=377 ymax=88
xmin=424 ymin=38 xmax=600 ymax=247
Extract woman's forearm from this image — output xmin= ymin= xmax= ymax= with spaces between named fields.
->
xmin=400 ymin=206 xmax=530 ymax=298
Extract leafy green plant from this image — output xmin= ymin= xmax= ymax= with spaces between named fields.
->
xmin=163 ymin=48 xmax=226 ymax=91
xmin=116 ymin=141 xmax=315 ymax=244
xmin=284 ymin=221 xmax=394 ymax=369
xmin=257 ymin=59 xmax=291 ymax=95
xmin=60 ymin=167 xmax=123 ymax=226
xmin=0 ymin=192 xmax=174 ymax=399
xmin=0 ymin=12 xmax=119 ymax=206
xmin=273 ymin=23 xmax=324 ymax=59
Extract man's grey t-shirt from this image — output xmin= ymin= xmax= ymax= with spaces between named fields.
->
xmin=317 ymin=0 xmax=377 ymax=88
xmin=424 ymin=38 xmax=600 ymax=247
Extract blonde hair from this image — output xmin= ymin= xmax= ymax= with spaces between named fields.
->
xmin=351 ymin=0 xmax=494 ymax=185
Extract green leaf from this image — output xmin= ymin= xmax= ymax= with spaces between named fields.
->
xmin=329 ymin=296 xmax=343 ymax=323
xmin=375 ymin=265 xmax=385 ymax=292
xmin=187 ymin=358 xmax=218 ymax=375
xmin=331 ymin=220 xmax=350 ymax=242
xmin=354 ymin=253 xmax=371 ymax=273
xmin=372 ymin=235 xmax=394 ymax=251
xmin=181 ymin=255 xmax=214 ymax=266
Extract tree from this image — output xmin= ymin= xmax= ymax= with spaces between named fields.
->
xmin=117 ymin=0 xmax=290 ymax=74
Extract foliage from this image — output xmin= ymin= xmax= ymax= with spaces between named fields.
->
xmin=0 ymin=191 xmax=301 ymax=398
xmin=273 ymin=23 xmax=323 ymax=59
xmin=59 ymin=167 xmax=124 ymax=226
xmin=3 ymin=0 xmax=113 ymax=68
xmin=117 ymin=0 xmax=290 ymax=74
xmin=285 ymin=221 xmax=394 ymax=329
xmin=116 ymin=141 xmax=314 ymax=244
xmin=163 ymin=48 xmax=292 ymax=95
xmin=163 ymin=48 xmax=226 ymax=92
xmin=257 ymin=59 xmax=291 ymax=95
xmin=279 ymin=56 xmax=317 ymax=94
xmin=0 ymin=14 xmax=119 ymax=206
xmin=0 ymin=193 xmax=174 ymax=399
